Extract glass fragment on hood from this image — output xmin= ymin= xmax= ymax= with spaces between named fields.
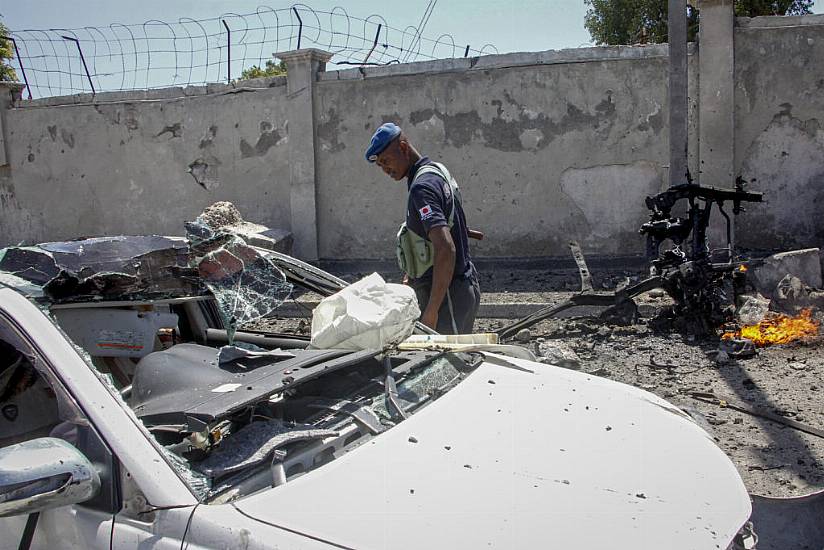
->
xmin=185 ymin=218 xmax=292 ymax=343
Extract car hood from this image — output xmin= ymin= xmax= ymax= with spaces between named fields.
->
xmin=234 ymin=355 xmax=750 ymax=550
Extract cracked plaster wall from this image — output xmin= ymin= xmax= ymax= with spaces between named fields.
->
xmin=316 ymin=54 xmax=699 ymax=258
xmin=734 ymin=21 xmax=824 ymax=250
xmin=1 ymin=85 xmax=292 ymax=246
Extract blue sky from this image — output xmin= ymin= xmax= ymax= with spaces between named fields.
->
xmin=2 ymin=1 xmax=620 ymax=56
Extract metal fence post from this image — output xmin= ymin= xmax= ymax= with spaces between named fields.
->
xmin=221 ymin=19 xmax=231 ymax=82
xmin=292 ymin=7 xmax=303 ymax=50
xmin=363 ymin=24 xmax=382 ymax=64
xmin=61 ymin=35 xmax=95 ymax=95
xmin=0 ymin=36 xmax=32 ymax=100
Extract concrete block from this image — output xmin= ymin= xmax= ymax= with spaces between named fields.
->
xmin=753 ymin=248 xmax=823 ymax=295
xmin=248 ymin=228 xmax=294 ymax=255
xmin=535 ymin=339 xmax=581 ymax=369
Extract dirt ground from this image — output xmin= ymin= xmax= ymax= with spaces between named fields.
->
xmin=254 ymin=267 xmax=824 ymax=499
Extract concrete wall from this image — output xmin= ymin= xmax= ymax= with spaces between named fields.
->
xmin=734 ymin=15 xmax=824 ymax=250
xmin=1 ymin=81 xmax=293 ymax=245
xmin=1 ymin=13 xmax=822 ymax=261
xmin=316 ymin=47 xmax=699 ymax=259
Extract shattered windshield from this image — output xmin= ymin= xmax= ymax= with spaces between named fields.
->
xmin=185 ymin=216 xmax=292 ymax=342
xmin=366 ymin=354 xmax=468 ymax=423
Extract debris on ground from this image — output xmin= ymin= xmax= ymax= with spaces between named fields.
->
xmin=534 ymin=338 xmax=581 ymax=369
xmin=737 ymin=294 xmax=771 ymax=325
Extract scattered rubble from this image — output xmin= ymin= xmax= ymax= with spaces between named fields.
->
xmin=534 ymin=338 xmax=581 ymax=369
xmin=514 ymin=328 xmax=532 ymax=343
xmin=737 ymin=294 xmax=771 ymax=325
xmin=190 ymin=201 xmax=293 ymax=254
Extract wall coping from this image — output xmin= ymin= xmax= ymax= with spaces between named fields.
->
xmin=319 ymin=43 xmax=696 ymax=83
xmin=736 ymin=13 xmax=824 ymax=29
xmin=13 ymin=75 xmax=288 ymax=109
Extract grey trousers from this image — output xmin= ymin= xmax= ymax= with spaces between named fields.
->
xmin=412 ymin=270 xmax=481 ymax=334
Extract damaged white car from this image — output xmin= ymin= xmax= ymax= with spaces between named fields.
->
xmin=0 ymin=230 xmax=753 ymax=549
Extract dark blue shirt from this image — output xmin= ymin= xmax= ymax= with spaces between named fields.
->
xmin=405 ymin=157 xmax=473 ymax=282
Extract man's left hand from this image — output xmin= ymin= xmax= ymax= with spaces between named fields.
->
xmin=421 ymin=308 xmax=438 ymax=330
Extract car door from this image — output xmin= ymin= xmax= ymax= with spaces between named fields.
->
xmin=0 ymin=305 xmax=115 ymax=549
xmin=0 ymin=289 xmax=199 ymax=550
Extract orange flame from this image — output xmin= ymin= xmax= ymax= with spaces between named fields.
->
xmin=722 ymin=308 xmax=820 ymax=347
xmin=738 ymin=264 xmax=748 ymax=272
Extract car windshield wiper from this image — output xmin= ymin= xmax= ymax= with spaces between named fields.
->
xmin=383 ymin=356 xmax=409 ymax=421
xmin=307 ymin=398 xmax=386 ymax=435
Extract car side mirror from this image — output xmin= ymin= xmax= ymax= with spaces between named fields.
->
xmin=0 ymin=437 xmax=101 ymax=517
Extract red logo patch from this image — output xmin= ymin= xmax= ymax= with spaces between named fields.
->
xmin=419 ymin=204 xmax=433 ymax=220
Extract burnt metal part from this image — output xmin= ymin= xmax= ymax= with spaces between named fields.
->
xmin=718 ymin=338 xmax=757 ymax=358
xmin=569 ymin=240 xmax=593 ymax=293
xmin=497 ymin=276 xmax=661 ymax=340
xmin=640 ymin=181 xmax=762 ymax=266
xmin=131 ymin=343 xmax=380 ymax=431
xmin=500 ymin=179 xmax=763 ymax=340
xmin=639 ymin=180 xmax=762 ymax=335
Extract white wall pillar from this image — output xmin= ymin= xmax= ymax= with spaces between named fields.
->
xmin=668 ymin=0 xmax=690 ymax=187
xmin=0 ymin=83 xmax=25 ymax=166
xmin=277 ymin=48 xmax=333 ymax=261
xmin=697 ymin=0 xmax=735 ymax=186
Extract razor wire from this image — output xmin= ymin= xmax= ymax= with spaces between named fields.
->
xmin=4 ymin=4 xmax=498 ymax=100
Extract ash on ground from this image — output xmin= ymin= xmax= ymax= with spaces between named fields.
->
xmin=250 ymin=268 xmax=824 ymax=498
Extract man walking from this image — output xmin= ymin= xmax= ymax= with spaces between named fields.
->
xmin=365 ymin=123 xmax=480 ymax=334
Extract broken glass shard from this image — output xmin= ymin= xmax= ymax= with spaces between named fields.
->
xmin=185 ymin=218 xmax=292 ymax=343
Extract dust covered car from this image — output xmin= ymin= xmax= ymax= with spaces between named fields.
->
xmin=0 ymin=230 xmax=753 ymax=549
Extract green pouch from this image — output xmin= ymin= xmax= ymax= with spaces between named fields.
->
xmin=396 ymin=222 xmax=432 ymax=279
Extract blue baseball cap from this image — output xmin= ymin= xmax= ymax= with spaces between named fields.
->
xmin=365 ymin=122 xmax=401 ymax=162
